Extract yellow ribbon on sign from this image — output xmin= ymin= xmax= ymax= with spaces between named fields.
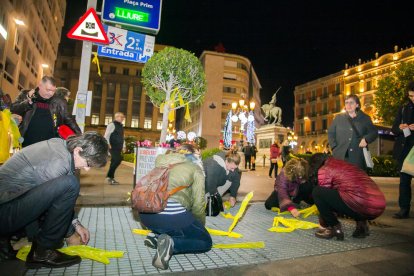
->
xmin=268 ymin=217 xmax=319 ymax=233
xmin=213 ymin=241 xmax=265 ymax=249
xmin=92 ymin=52 xmax=101 ymax=77
xmin=132 ymin=229 xmax=152 ymax=236
xmin=17 ymin=245 xmax=124 ymax=264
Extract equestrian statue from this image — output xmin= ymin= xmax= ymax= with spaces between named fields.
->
xmin=261 ymin=88 xmax=283 ymax=125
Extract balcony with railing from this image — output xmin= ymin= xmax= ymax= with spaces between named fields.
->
xmin=321 ymin=93 xmax=329 ymax=100
xmin=298 ymin=99 xmax=307 ymax=104
xmin=310 ymin=96 xmax=317 ymax=102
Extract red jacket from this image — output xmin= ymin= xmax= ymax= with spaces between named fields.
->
xmin=318 ymin=158 xmax=386 ymax=219
xmin=270 ymin=144 xmax=281 ymax=159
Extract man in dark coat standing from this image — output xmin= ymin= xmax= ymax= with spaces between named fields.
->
xmin=328 ymin=94 xmax=378 ymax=170
xmin=242 ymin=142 xmax=253 ymax=170
xmin=392 ymin=81 xmax=414 ymax=219
xmin=104 ymin=112 xmax=125 ymax=185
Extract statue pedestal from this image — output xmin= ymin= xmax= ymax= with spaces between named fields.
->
xmin=254 ymin=125 xmax=290 ymax=167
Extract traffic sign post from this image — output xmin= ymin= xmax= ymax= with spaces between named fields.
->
xmin=97 ymin=24 xmax=155 ymax=63
xmin=67 ymin=7 xmax=109 ymax=44
xmin=101 ymin=0 xmax=162 ymax=34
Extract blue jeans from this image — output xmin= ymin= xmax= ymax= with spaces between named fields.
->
xmin=140 ymin=212 xmax=212 ymax=254
xmin=0 ymin=175 xmax=79 ymax=249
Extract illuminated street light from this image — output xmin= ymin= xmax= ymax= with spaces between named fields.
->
xmin=14 ymin=19 xmax=25 ymax=26
xmin=41 ymin=64 xmax=49 ymax=68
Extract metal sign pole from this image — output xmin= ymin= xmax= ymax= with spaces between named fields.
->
xmin=75 ymin=0 xmax=97 ymax=132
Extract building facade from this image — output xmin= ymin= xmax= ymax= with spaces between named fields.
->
xmin=54 ymin=42 xmax=167 ymax=140
xmin=294 ymin=45 xmax=414 ymax=155
xmin=179 ymin=51 xmax=263 ymax=149
xmin=0 ymin=0 xmax=65 ymax=99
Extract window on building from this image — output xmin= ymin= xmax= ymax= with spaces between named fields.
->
xmin=144 ymin=118 xmax=152 ymax=129
xmin=107 ymin=82 xmax=115 ymax=98
xmin=300 ymin=107 xmax=304 ymax=117
xmin=60 ymin=78 xmax=66 ymax=87
xmin=300 ymin=123 xmax=304 ymax=135
xmin=223 ymin=86 xmax=236 ymax=93
xmin=157 ymin=120 xmax=163 ymax=130
xmin=120 ymin=83 xmax=129 ymax=99
xmin=132 ymin=101 xmax=140 ymax=116
xmin=4 ymin=59 xmax=15 ymax=84
xmin=323 ymin=87 xmax=328 ymax=96
xmin=322 ymin=119 xmax=327 ymax=130
xmin=223 ymin=73 xmax=237 ymax=80
xmin=110 ymin=66 xmax=116 ymax=74
xmin=336 ymin=99 xmax=341 ymax=112
xmin=311 ymin=90 xmax=316 ymax=98
xmin=237 ymin=62 xmax=248 ymax=72
xmin=62 ymin=62 xmax=68 ymax=70
xmin=105 ymin=100 xmax=114 ymax=115
xmin=366 ymin=80 xmax=372 ymax=91
xmin=311 ymin=105 xmax=316 ymax=116
xmin=14 ymin=30 xmax=22 ymax=55
xmin=18 ymin=73 xmax=26 ymax=90
xmin=350 ymin=85 xmax=355 ymax=93
xmin=131 ymin=117 xmax=139 ymax=128
xmin=133 ymin=85 xmax=142 ymax=100
xmin=335 ymin=83 xmax=340 ymax=93
xmin=135 ymin=69 xmax=142 ymax=77
xmin=323 ymin=102 xmax=328 ymax=114
xmin=119 ymin=100 xmax=127 ymax=114
xmin=311 ymin=121 xmax=316 ymax=132
xmin=91 ymin=114 xmax=99 ymax=125
xmin=123 ymin=68 xmax=129 ymax=75
xmin=145 ymin=100 xmax=153 ymax=117
xmin=104 ymin=115 xmax=112 ymax=125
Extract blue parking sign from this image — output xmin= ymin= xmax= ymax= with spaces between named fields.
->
xmin=97 ymin=24 xmax=155 ymax=63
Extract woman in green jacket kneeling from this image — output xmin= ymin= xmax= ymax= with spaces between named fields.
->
xmin=139 ymin=146 xmax=211 ymax=270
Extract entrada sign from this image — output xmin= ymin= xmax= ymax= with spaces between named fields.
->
xmin=101 ymin=0 xmax=162 ymax=35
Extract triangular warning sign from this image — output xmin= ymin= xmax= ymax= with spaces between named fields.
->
xmin=67 ymin=8 xmax=109 ymax=44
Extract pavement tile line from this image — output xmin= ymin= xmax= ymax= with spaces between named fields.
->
xmin=24 ymin=203 xmax=403 ymax=275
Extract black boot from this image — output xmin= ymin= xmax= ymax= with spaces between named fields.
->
xmin=0 ymin=237 xmax=17 ymax=261
xmin=315 ymin=223 xmax=344 ymax=241
xmin=392 ymin=208 xmax=410 ymax=219
xmin=26 ymin=241 xmax=81 ymax=269
xmin=352 ymin=220 xmax=370 ymax=238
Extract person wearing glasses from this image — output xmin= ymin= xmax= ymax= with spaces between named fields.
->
xmin=328 ymin=94 xmax=377 ymax=170
xmin=0 ymin=132 xmax=108 ymax=268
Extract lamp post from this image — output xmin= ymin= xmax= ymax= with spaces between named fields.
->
xmin=287 ymin=131 xmax=298 ymax=149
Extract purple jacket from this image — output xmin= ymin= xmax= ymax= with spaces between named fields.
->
xmin=275 ymin=170 xmax=301 ymax=211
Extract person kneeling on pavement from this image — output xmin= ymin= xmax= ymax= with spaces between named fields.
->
xmin=139 ymin=149 xmax=211 ymax=270
xmin=203 ymin=151 xmax=241 ymax=209
xmin=308 ymin=153 xmax=386 ymax=240
xmin=0 ymin=132 xmax=109 ymax=268
xmin=264 ymin=158 xmax=314 ymax=217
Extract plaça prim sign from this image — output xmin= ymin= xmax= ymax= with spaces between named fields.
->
xmin=101 ymin=0 xmax=162 ymax=35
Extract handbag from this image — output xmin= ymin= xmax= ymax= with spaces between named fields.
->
xmin=347 ymin=116 xmax=374 ymax=169
xmin=277 ymin=158 xmax=284 ymax=168
xmin=271 ymin=158 xmax=277 ymax=163
xmin=205 ymin=192 xmax=224 ymax=216
xmin=401 ymin=146 xmax=414 ymax=176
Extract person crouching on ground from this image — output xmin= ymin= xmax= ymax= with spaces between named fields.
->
xmin=264 ymin=158 xmax=313 ymax=217
xmin=308 ymin=154 xmax=386 ymax=240
xmin=0 ymin=132 xmax=108 ymax=268
xmin=139 ymin=149 xmax=211 ymax=270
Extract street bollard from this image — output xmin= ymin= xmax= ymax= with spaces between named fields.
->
xmin=263 ymin=154 xmax=266 ymax=168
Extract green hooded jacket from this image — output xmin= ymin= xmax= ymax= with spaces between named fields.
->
xmin=155 ymin=153 xmax=206 ymax=225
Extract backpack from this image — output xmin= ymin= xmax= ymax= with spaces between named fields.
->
xmin=131 ymin=163 xmax=187 ymax=213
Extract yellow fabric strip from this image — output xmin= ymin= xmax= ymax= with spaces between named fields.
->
xmin=91 ymin=52 xmax=101 ymax=77
xmin=270 ymin=205 xmax=319 ymax=218
xmin=132 ymin=229 xmax=152 ymax=235
xmin=213 ymin=241 xmax=265 ymax=249
xmin=227 ymin=191 xmax=254 ymax=233
xmin=268 ymin=217 xmax=319 ymax=233
xmin=17 ymin=245 xmax=124 ymax=264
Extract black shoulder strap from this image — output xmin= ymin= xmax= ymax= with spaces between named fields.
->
xmin=347 ymin=115 xmax=362 ymax=139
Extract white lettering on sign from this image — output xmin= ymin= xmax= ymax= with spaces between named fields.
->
xmin=101 ymin=46 xmax=135 ymax=58
xmin=124 ymin=0 xmax=139 ymax=6
xmin=140 ymin=2 xmax=153 ymax=8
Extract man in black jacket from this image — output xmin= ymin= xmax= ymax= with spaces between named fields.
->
xmin=104 ymin=112 xmax=125 ymax=185
xmin=10 ymin=76 xmax=81 ymax=147
xmin=392 ymin=81 xmax=414 ymax=219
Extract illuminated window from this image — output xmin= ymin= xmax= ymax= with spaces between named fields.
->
xmin=131 ymin=117 xmax=139 ymax=128
xmin=91 ymin=114 xmax=99 ymax=125
xmin=104 ymin=115 xmax=113 ymax=126
xmin=144 ymin=118 xmax=152 ymax=129
xmin=223 ymin=86 xmax=236 ymax=93
xmin=157 ymin=120 xmax=163 ymax=130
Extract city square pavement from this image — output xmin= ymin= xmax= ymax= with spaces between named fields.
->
xmin=1 ymin=161 xmax=414 ymax=275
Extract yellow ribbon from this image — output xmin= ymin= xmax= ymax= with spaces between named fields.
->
xmin=132 ymin=229 xmax=152 ymax=235
xmin=268 ymin=217 xmax=319 ymax=233
xmin=270 ymin=205 xmax=319 ymax=218
xmin=159 ymin=88 xmax=192 ymax=122
xmin=17 ymin=245 xmax=124 ymax=264
xmin=227 ymin=192 xmax=253 ymax=233
xmin=206 ymin=228 xmax=243 ymax=238
xmin=213 ymin=241 xmax=265 ymax=249
xmin=184 ymin=103 xmax=192 ymax=122
xmin=92 ymin=52 xmax=101 ymax=77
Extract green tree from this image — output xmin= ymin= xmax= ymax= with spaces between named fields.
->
xmin=142 ymin=47 xmax=206 ymax=142
xmin=374 ymin=62 xmax=414 ymax=126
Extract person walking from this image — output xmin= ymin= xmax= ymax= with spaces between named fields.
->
xmin=242 ymin=142 xmax=253 ymax=170
xmin=104 ymin=112 xmax=125 ymax=185
xmin=328 ymin=94 xmax=378 ymax=170
xmin=251 ymin=143 xmax=258 ymax=171
xmin=10 ymin=76 xmax=81 ymax=147
xmin=269 ymin=141 xmax=281 ymax=178
xmin=140 ymin=150 xmax=211 ymax=270
xmin=392 ymin=81 xmax=414 ymax=219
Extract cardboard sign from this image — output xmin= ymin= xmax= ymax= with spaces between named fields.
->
xmin=134 ymin=147 xmax=168 ymax=187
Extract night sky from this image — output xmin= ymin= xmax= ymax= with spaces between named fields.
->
xmin=63 ymin=0 xmax=413 ymax=126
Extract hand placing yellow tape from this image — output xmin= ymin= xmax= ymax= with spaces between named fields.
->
xmin=17 ymin=245 xmax=124 ymax=264
xmin=268 ymin=217 xmax=319 ymax=233
xmin=227 ymin=191 xmax=253 ymax=233
xmin=271 ymin=205 xmax=319 ymax=218
xmin=213 ymin=241 xmax=265 ymax=249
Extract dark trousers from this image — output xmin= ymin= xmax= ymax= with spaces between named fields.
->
xmin=312 ymin=186 xmax=363 ymax=227
xmin=252 ymin=155 xmax=256 ymax=170
xmin=264 ymin=184 xmax=314 ymax=210
xmin=399 ymin=172 xmax=412 ymax=210
xmin=0 ymin=175 xmax=79 ymax=249
xmin=245 ymin=155 xmax=251 ymax=169
xmin=268 ymin=162 xmax=278 ymax=178
xmin=107 ymin=149 xmax=122 ymax=179
xmin=141 ymin=212 xmax=212 ymax=255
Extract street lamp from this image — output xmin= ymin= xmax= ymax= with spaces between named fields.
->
xmin=287 ymin=131 xmax=298 ymax=148
xmin=14 ymin=19 xmax=25 ymax=26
